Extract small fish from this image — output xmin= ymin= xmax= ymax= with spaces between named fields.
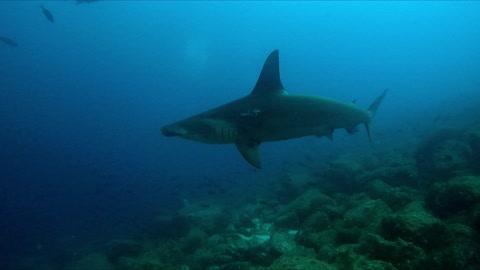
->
xmin=0 ymin=36 xmax=18 ymax=47
xmin=41 ymin=5 xmax=54 ymax=23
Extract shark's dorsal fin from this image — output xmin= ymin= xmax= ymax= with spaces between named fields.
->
xmin=250 ymin=50 xmax=285 ymax=96
xmin=235 ymin=138 xmax=262 ymax=169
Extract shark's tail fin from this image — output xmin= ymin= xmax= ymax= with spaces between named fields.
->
xmin=365 ymin=89 xmax=388 ymax=142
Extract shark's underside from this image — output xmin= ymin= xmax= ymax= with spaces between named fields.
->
xmin=162 ymin=50 xmax=387 ymax=168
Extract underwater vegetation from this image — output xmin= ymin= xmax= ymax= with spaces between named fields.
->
xmin=13 ymin=126 xmax=480 ymax=270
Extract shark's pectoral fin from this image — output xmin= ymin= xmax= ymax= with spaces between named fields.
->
xmin=235 ymin=139 xmax=262 ymax=169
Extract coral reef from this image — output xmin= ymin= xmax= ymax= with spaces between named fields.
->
xmin=16 ymin=126 xmax=480 ymax=270
xmin=415 ymin=129 xmax=475 ymax=185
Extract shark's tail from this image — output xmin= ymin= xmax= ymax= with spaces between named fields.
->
xmin=365 ymin=89 xmax=388 ymax=142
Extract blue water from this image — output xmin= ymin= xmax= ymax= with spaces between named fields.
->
xmin=1 ymin=1 xmax=479 ymax=267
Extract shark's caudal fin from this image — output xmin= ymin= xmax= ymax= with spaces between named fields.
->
xmin=250 ymin=50 xmax=285 ymax=96
xmin=364 ymin=89 xmax=388 ymax=142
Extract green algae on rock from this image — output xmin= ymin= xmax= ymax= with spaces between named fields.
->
xmin=426 ymin=175 xmax=480 ymax=218
xmin=366 ymin=180 xmax=419 ymax=211
xmin=381 ymin=202 xmax=446 ymax=249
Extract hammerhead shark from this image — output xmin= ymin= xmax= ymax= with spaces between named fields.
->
xmin=162 ymin=50 xmax=387 ymax=168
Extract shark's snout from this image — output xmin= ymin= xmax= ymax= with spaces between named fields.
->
xmin=161 ymin=126 xmax=177 ymax=137
xmin=161 ymin=125 xmax=187 ymax=137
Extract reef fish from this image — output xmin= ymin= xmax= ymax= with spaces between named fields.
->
xmin=41 ymin=5 xmax=54 ymax=23
xmin=0 ymin=36 xmax=18 ymax=47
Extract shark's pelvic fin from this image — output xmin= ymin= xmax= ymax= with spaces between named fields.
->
xmin=235 ymin=138 xmax=262 ymax=169
xmin=365 ymin=89 xmax=389 ymax=142
xmin=250 ymin=50 xmax=285 ymax=96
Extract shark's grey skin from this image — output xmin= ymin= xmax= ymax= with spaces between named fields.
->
xmin=162 ymin=50 xmax=387 ymax=168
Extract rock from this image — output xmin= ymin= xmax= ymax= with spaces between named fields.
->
xmin=430 ymin=139 xmax=472 ymax=177
xmin=366 ymin=180 xmax=419 ymax=211
xmin=132 ymin=259 xmax=164 ymax=270
xmin=71 ymin=253 xmax=113 ymax=270
xmin=191 ymin=248 xmax=214 ymax=268
xmin=302 ymin=211 xmax=330 ymax=233
xmin=426 ymin=175 xmax=480 ymax=218
xmin=105 ymin=239 xmax=143 ymax=262
xmin=335 ymin=227 xmax=362 ymax=245
xmin=415 ymin=129 xmax=473 ymax=184
xmin=468 ymin=131 xmax=480 ymax=162
xmin=360 ymin=152 xmax=418 ymax=188
xmin=343 ymin=198 xmax=392 ymax=232
xmin=381 ymin=202 xmax=446 ymax=248
xmin=426 ymin=224 xmax=480 ymax=269
xmin=268 ymin=255 xmax=335 ymax=270
xmin=177 ymin=203 xmax=231 ymax=235
xmin=225 ymin=232 xmax=281 ymax=266
xmin=146 ymin=215 xmax=180 ymax=239
xmin=367 ymin=166 xmax=418 ymax=188
xmin=286 ymin=189 xmax=337 ymax=222
xmin=272 ymin=210 xmax=301 ymax=230
xmin=334 ymin=244 xmax=398 ymax=270
xmin=181 ymin=228 xmax=208 ymax=254
xmin=295 ymin=229 xmax=337 ymax=251
xmin=115 ymin=257 xmax=136 ymax=270
xmin=275 ymin=172 xmax=320 ymax=203
xmin=320 ymin=155 xmax=363 ymax=194
xmin=219 ymin=262 xmax=253 ymax=270
xmin=357 ymin=233 xmax=426 ymax=270
xmin=270 ymin=231 xmax=296 ymax=254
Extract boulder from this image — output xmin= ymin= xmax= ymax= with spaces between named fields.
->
xmin=381 ymin=202 xmax=445 ymax=248
xmin=415 ymin=129 xmax=473 ymax=184
xmin=270 ymin=231 xmax=296 ymax=254
xmin=105 ymin=239 xmax=143 ymax=262
xmin=275 ymin=172 xmax=320 ymax=203
xmin=181 ymin=228 xmax=208 ymax=254
xmin=468 ymin=131 xmax=480 ymax=164
xmin=426 ymin=175 xmax=480 ymax=218
xmin=360 ymin=152 xmax=418 ymax=188
xmin=357 ymin=233 xmax=426 ymax=270
xmin=268 ymin=255 xmax=334 ymax=270
xmin=71 ymin=253 xmax=113 ymax=270
xmin=295 ymin=229 xmax=337 ymax=251
xmin=426 ymin=224 xmax=480 ymax=270
xmin=320 ymin=155 xmax=363 ymax=194
xmin=343 ymin=198 xmax=392 ymax=232
xmin=366 ymin=180 xmax=418 ymax=211
xmin=177 ymin=203 xmax=231 ymax=235
xmin=286 ymin=189 xmax=337 ymax=222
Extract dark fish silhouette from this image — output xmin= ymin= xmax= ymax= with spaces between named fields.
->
xmin=0 ymin=36 xmax=18 ymax=47
xmin=162 ymin=50 xmax=388 ymax=169
xmin=41 ymin=5 xmax=54 ymax=23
